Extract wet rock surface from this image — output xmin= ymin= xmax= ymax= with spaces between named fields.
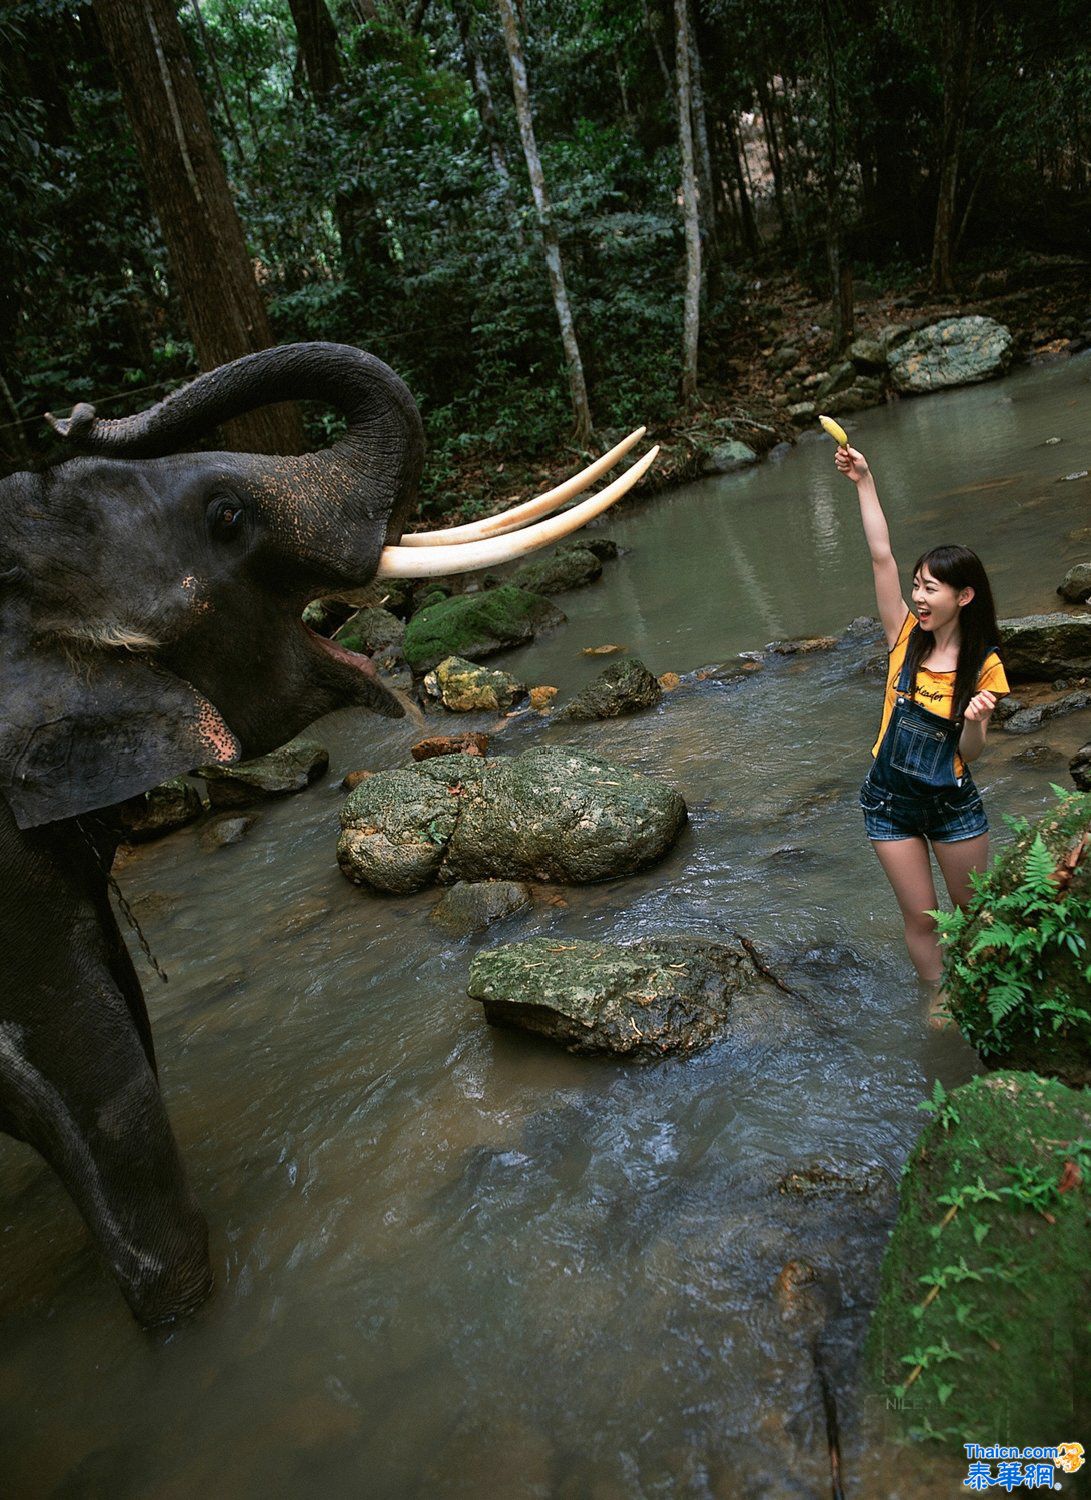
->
xmin=467 ymin=937 xmax=764 ymax=1058
xmin=699 ymin=440 xmax=759 ymax=474
xmin=332 ymin=606 xmax=405 ymax=663
xmin=500 ymin=544 xmax=603 ymax=595
xmin=199 ymin=740 xmax=329 ymax=809
xmin=997 ymin=689 xmax=1091 ymax=733
xmin=200 ymin=813 xmax=258 ymax=850
xmin=337 ymin=747 xmax=687 ymax=893
xmin=887 ymin=315 xmax=1014 ymax=392
xmin=402 ymin=585 xmax=565 ymax=673
xmin=422 ymin=655 xmax=526 ymax=712
xmin=1072 ymin=743 xmax=1091 ymax=791
xmin=431 ymin=880 xmax=532 ymax=937
xmin=555 ymin=657 xmax=663 ymax=720
xmin=777 ymin=1161 xmax=888 ymax=1197
xmin=1057 ymin=562 xmax=1091 ymax=603
xmin=411 ymin=731 xmax=489 ymax=761
xmin=117 ymin=778 xmax=203 ymax=842
xmin=998 ymin=611 xmax=1091 ymax=679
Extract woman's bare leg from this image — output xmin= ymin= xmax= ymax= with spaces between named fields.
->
xmin=932 ymin=833 xmax=990 ymax=910
xmin=870 ymin=836 xmax=942 ymax=981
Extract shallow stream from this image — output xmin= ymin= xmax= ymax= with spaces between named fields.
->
xmin=2 ymin=356 xmax=1089 ymax=1497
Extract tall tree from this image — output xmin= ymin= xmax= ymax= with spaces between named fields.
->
xmin=820 ymin=0 xmax=853 ymax=352
xmin=496 ymin=0 xmax=593 ymax=443
xmin=930 ymin=0 xmax=978 ymax=293
xmin=674 ymin=0 xmax=701 ymax=400
xmin=92 ymin=0 xmax=301 ymax=454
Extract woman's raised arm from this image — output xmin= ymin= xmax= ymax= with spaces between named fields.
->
xmin=835 ymin=445 xmax=907 ymax=647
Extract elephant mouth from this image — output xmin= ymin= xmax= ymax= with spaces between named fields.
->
xmin=302 ymin=621 xmax=381 ymax=680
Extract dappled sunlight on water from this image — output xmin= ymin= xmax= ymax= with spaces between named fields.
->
xmin=1 ymin=357 xmax=1088 ymax=1496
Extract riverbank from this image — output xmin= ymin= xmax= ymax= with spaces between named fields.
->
xmin=419 ymin=253 xmax=1090 ymax=527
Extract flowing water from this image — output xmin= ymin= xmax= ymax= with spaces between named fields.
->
xmin=2 ymin=356 xmax=1089 ymax=1498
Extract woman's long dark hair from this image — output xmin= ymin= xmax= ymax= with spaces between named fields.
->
xmin=905 ymin=545 xmax=1002 ymax=719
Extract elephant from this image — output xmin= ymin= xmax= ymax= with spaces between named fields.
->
xmin=0 ymin=342 xmax=656 ymax=1325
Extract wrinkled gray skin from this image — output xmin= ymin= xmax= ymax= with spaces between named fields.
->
xmin=0 ymin=344 xmax=423 ymax=1325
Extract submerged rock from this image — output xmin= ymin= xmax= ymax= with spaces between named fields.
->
xmin=777 ymin=1161 xmax=886 ymax=1197
xmin=117 ymin=778 xmax=202 ymax=842
xmin=555 ymin=658 xmax=663 ymax=720
xmin=869 ymin=1072 xmax=1089 ymax=1435
xmin=422 ymin=655 xmax=525 ymax=712
xmin=199 ymin=740 xmax=329 ymax=809
xmin=200 ymin=813 xmax=258 ymax=850
xmin=411 ymin=731 xmax=489 ymax=761
xmin=403 ymin=585 xmax=564 ymax=674
xmin=431 ymin=880 xmax=532 ymax=937
xmin=699 ymin=440 xmax=759 ymax=474
xmin=467 ymin=936 xmax=758 ymax=1058
xmin=888 ymin=316 xmax=1013 ymax=392
xmin=998 ymin=690 xmax=1091 ymax=734
xmin=337 ymin=746 xmax=686 ymax=893
xmin=502 ymin=545 xmax=603 ymax=595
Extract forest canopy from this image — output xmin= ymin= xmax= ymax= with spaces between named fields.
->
xmin=1 ymin=0 xmax=1088 ymax=504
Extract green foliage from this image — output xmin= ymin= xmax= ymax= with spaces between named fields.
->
xmin=933 ymin=792 xmax=1091 ymax=1074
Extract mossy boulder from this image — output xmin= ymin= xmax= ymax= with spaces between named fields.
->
xmin=198 ymin=739 xmax=329 ymax=809
xmin=332 ymin=607 xmax=405 ymax=658
xmin=938 ymin=791 xmax=1091 ymax=1086
xmin=402 ymin=585 xmax=565 ymax=673
xmin=337 ymin=747 xmax=686 ymax=893
xmin=999 ymin=612 xmax=1091 ymax=679
xmin=467 ymin=937 xmax=759 ymax=1058
xmin=888 ymin=316 xmax=1014 ymax=393
xmin=869 ymin=1072 xmax=1090 ymax=1440
xmin=431 ymin=880 xmax=532 ymax=937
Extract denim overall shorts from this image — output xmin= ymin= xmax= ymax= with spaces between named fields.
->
xmin=859 ymin=652 xmax=988 ymax=843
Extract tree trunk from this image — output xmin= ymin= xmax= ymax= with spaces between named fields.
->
xmin=929 ymin=0 xmax=978 ymax=293
xmin=93 ymin=0 xmax=301 ymax=454
xmin=496 ymin=0 xmax=593 ymax=444
xmin=686 ymin=2 xmax=716 ymax=247
xmin=821 ymin=0 xmax=852 ymax=352
xmin=453 ymin=0 xmax=513 ymax=193
xmin=724 ymin=113 xmax=759 ymax=255
xmin=674 ymin=0 xmax=701 ymax=401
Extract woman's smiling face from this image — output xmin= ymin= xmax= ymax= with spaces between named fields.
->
xmin=912 ymin=564 xmax=973 ymax=631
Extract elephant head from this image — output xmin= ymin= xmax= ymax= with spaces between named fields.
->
xmin=0 ymin=342 xmax=656 ymax=1324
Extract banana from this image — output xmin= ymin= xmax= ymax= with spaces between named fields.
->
xmin=818 ymin=414 xmax=849 ymax=446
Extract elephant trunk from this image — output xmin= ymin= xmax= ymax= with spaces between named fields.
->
xmin=47 ymin=342 xmax=425 ymax=552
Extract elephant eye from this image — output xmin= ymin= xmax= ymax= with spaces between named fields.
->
xmin=207 ymin=495 xmax=244 ymax=541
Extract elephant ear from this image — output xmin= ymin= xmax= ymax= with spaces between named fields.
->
xmin=0 ymin=641 xmax=241 ymax=828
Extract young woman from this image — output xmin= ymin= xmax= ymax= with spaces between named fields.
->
xmin=835 ymin=443 xmax=1009 ymax=1003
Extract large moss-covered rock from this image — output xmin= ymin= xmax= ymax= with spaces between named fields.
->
xmin=998 ymin=612 xmax=1091 ymax=679
xmin=337 ymin=747 xmax=686 ymax=893
xmin=888 ymin=316 xmax=1013 ymax=393
xmin=939 ymin=791 xmax=1091 ymax=1086
xmin=869 ymin=1073 xmax=1090 ymax=1438
xmin=198 ymin=739 xmax=329 ymax=809
xmin=402 ymin=585 xmax=565 ymax=673
xmin=467 ymin=937 xmax=758 ymax=1057
xmin=332 ymin=606 xmax=405 ymax=658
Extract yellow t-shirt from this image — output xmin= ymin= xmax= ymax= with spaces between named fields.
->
xmin=871 ymin=611 xmax=1009 ymax=776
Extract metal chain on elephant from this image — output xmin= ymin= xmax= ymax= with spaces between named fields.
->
xmin=75 ymin=817 xmax=169 ymax=985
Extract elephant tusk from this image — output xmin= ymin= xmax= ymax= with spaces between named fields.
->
xmin=397 ymin=427 xmax=647 ymax=545
xmin=375 ymin=446 xmax=659 ymax=578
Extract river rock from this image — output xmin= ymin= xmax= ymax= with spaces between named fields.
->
xmin=431 ymin=880 xmax=532 ymax=937
xmin=411 ymin=731 xmax=489 ymax=761
xmin=116 ymin=778 xmax=203 ymax=842
xmin=787 ymin=401 xmax=816 ymax=425
xmin=337 ymin=747 xmax=687 ymax=893
xmin=815 ymin=360 xmax=856 ymax=400
xmin=888 ymin=315 xmax=1014 ymax=393
xmin=1071 ymin=744 xmax=1091 ymax=790
xmin=848 ymin=337 xmax=885 ymax=372
xmin=999 ymin=690 xmax=1091 ymax=734
xmin=578 ymin=535 xmax=619 ymax=562
xmin=467 ymin=937 xmax=757 ymax=1058
xmin=422 ymin=655 xmax=526 ymax=712
xmin=777 ymin=1160 xmax=886 ymax=1197
xmin=555 ymin=658 xmax=663 ymax=721
xmin=999 ymin=612 xmax=1091 ymax=679
xmin=403 ymin=585 xmax=565 ymax=674
xmin=771 ymin=345 xmax=800 ymax=372
xmin=200 ymin=813 xmax=258 ymax=850
xmin=878 ymin=323 xmax=911 ymax=354
xmin=1058 ymin=562 xmax=1091 ymax=604
xmin=332 ymin=607 xmax=405 ymax=660
xmin=199 ymin=739 xmax=329 ymax=809
xmin=503 ymin=545 xmax=603 ymax=595
xmin=869 ymin=1072 xmax=1089 ymax=1435
xmin=699 ymin=440 xmax=759 ymax=475
xmin=768 ymin=635 xmax=839 ymax=656
xmin=301 ymin=598 xmax=356 ymax=636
